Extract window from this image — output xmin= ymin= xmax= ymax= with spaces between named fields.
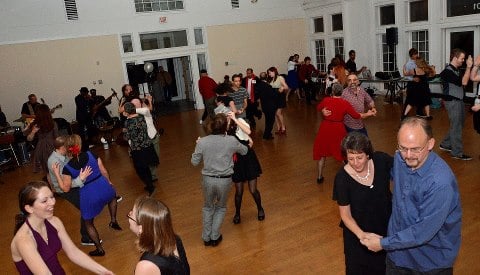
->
xmin=447 ymin=0 xmax=480 ymax=17
xmin=134 ymin=0 xmax=184 ymax=12
xmin=382 ymin=34 xmax=397 ymax=71
xmin=194 ymin=28 xmax=204 ymax=45
xmin=197 ymin=53 xmax=207 ymax=71
xmin=313 ymin=18 xmax=324 ymax=33
xmin=122 ymin=35 xmax=133 ymax=53
xmin=411 ymin=30 xmax=429 ymax=63
xmin=331 ymin=14 xmax=343 ymax=31
xmin=409 ymin=0 xmax=428 ymax=22
xmin=140 ymin=30 xmax=188 ymax=51
xmin=64 ymin=0 xmax=78 ymax=20
xmin=380 ymin=5 xmax=395 ymax=25
xmin=334 ymin=38 xmax=344 ymax=60
xmin=315 ymin=40 xmax=326 ymax=72
xmin=231 ymin=0 xmax=239 ymax=9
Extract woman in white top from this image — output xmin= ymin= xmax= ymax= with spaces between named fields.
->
xmin=267 ymin=67 xmax=289 ymax=135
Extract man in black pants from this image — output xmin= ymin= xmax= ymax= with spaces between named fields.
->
xmin=255 ymin=72 xmax=277 ymax=140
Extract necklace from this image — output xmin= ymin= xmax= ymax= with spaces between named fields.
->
xmin=354 ymin=162 xmax=370 ymax=181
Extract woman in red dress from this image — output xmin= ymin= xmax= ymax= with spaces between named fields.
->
xmin=313 ymin=83 xmax=374 ymax=183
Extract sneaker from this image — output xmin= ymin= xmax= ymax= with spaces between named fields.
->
xmin=452 ymin=154 xmax=472 ymax=161
xmin=439 ymin=145 xmax=452 ymax=152
xmin=81 ymin=239 xmax=103 ymax=246
xmin=116 ymin=195 xmax=123 ymax=203
xmin=199 ymin=119 xmax=203 ymax=125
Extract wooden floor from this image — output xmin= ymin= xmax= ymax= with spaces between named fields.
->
xmin=1 ymin=95 xmax=480 ymax=274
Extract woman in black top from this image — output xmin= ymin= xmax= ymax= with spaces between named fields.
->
xmin=332 ymin=132 xmax=393 ymax=275
xmin=128 ymin=196 xmax=190 ymax=275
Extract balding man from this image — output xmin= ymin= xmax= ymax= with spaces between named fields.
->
xmin=361 ymin=117 xmax=462 ymax=274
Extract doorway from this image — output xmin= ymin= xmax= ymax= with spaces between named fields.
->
xmin=446 ymin=27 xmax=479 ymax=96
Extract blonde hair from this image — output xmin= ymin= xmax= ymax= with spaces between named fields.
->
xmin=416 ymin=58 xmax=435 ymax=77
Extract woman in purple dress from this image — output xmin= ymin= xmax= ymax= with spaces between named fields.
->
xmin=11 ymin=181 xmax=113 ymax=274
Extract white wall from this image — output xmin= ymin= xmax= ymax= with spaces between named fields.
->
xmin=0 ymin=0 xmax=305 ymax=44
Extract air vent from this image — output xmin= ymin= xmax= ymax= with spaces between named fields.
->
xmin=64 ymin=0 xmax=78 ymax=20
xmin=231 ymin=0 xmax=239 ymax=9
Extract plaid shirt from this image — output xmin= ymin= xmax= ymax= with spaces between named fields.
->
xmin=341 ymin=87 xmax=374 ymax=130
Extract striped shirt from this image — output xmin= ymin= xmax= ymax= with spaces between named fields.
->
xmin=341 ymin=87 xmax=374 ymax=130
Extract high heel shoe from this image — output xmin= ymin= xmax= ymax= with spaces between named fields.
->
xmin=281 ymin=128 xmax=286 ymax=135
xmin=257 ymin=208 xmax=265 ymax=221
xmin=89 ymin=248 xmax=105 ymax=257
xmin=233 ymin=214 xmax=241 ymax=224
xmin=109 ymin=221 xmax=122 ymax=230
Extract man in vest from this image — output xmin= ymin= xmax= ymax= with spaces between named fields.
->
xmin=438 ymin=48 xmax=473 ymax=161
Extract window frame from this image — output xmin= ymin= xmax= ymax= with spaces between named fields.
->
xmin=409 ymin=0 xmax=428 ymax=23
xmin=315 ymin=39 xmax=326 ymax=72
xmin=134 ymin=0 xmax=185 ymax=13
xmin=313 ymin=17 xmax=324 ymax=33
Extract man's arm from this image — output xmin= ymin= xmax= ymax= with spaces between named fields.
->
xmin=191 ymin=142 xmax=203 ymax=166
xmin=462 ymin=55 xmax=473 ymax=86
xmin=380 ymin=184 xmax=455 ymax=251
xmin=470 ymin=55 xmax=480 ymax=82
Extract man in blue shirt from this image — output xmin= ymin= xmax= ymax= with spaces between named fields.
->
xmin=361 ymin=117 xmax=462 ymax=274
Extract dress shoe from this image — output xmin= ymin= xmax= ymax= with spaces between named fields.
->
xmin=233 ymin=214 xmax=241 ymax=224
xmin=89 ymin=249 xmax=105 ymax=257
xmin=109 ymin=222 xmax=122 ymax=230
xmin=211 ymin=235 xmax=223 ymax=247
xmin=203 ymin=240 xmax=213 ymax=246
xmin=258 ymin=208 xmax=265 ymax=221
xmin=317 ymin=177 xmax=324 ymax=184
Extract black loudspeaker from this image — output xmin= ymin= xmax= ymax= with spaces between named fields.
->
xmin=386 ymin=27 xmax=398 ymax=46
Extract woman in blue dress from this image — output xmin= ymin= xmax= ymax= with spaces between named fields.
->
xmin=52 ymin=134 xmax=121 ymax=257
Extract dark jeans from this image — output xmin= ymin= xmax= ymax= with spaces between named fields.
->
xmin=386 ymin=257 xmax=453 ymax=275
xmin=57 ymin=188 xmax=89 ymax=241
xmin=246 ymin=100 xmax=261 ymax=128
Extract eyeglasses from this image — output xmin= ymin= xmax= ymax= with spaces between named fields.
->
xmin=126 ymin=211 xmax=137 ymax=223
xmin=397 ymin=142 xmax=429 ymax=154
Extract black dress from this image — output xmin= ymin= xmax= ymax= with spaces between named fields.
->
xmin=139 ymin=236 xmax=190 ymax=275
xmin=405 ymin=69 xmax=432 ymax=109
xmin=229 ymin=124 xmax=262 ymax=183
xmin=332 ymin=152 xmax=393 ymax=275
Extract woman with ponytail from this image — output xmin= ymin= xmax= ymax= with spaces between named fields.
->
xmin=11 ymin=181 xmax=114 ymax=274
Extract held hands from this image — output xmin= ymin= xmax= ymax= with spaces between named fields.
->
xmin=359 ymin=232 xmax=383 ymax=252
xmin=321 ymin=108 xmax=332 ymax=117
xmin=227 ymin=111 xmax=237 ymax=121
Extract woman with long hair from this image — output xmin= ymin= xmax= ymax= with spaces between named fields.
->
xmin=11 ymin=181 xmax=114 ymax=274
xmin=128 ymin=196 xmax=190 ymax=274
xmin=24 ymin=104 xmax=58 ymax=174
xmin=267 ymin=67 xmax=289 ymax=135
xmin=51 ymin=134 xmax=121 ymax=257
xmin=401 ymin=58 xmax=436 ymax=120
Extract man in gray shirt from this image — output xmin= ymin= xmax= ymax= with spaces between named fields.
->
xmin=191 ymin=113 xmax=247 ymax=247
xmin=229 ymin=74 xmax=249 ymax=119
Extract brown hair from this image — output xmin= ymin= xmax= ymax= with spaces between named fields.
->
xmin=65 ymin=134 xmax=82 ymax=158
xmin=416 ymin=58 xmax=435 ymax=77
xmin=53 ymin=136 xmax=67 ymax=150
xmin=134 ymin=196 xmax=177 ymax=256
xmin=209 ymin=113 xmax=228 ymax=135
xmin=34 ymin=104 xmax=54 ymax=133
xmin=341 ymin=132 xmax=374 ymax=158
xmin=15 ymin=181 xmax=51 ymax=234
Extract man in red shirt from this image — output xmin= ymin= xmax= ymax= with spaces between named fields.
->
xmin=198 ymin=69 xmax=218 ymax=124
xmin=298 ymin=57 xmax=318 ymax=104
